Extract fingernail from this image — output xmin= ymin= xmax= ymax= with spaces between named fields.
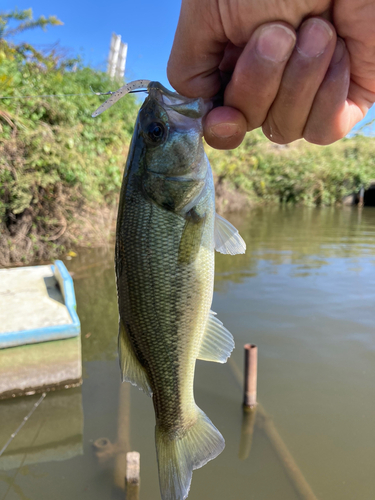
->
xmin=330 ymin=38 xmax=345 ymax=65
xmin=297 ymin=19 xmax=333 ymax=58
xmin=256 ymin=24 xmax=296 ymax=63
xmin=210 ymin=122 xmax=239 ymax=139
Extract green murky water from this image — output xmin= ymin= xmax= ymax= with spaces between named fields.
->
xmin=1 ymin=206 xmax=374 ymax=500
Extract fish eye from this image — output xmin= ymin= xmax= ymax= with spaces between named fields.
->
xmin=147 ymin=122 xmax=165 ymax=142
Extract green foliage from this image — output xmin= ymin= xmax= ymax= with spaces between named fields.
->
xmin=207 ymin=131 xmax=375 ymax=206
xmin=0 ymin=8 xmax=63 ymax=62
xmin=1 ymin=7 xmax=62 ymax=38
xmin=0 ymin=10 xmax=139 ymax=264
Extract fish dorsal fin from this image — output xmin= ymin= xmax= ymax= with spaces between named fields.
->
xmin=214 ymin=213 xmax=246 ymax=255
xmin=198 ymin=311 xmax=234 ymax=363
xmin=118 ymin=320 xmax=152 ymax=397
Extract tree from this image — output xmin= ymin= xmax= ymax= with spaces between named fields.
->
xmin=0 ymin=8 xmax=63 ymax=62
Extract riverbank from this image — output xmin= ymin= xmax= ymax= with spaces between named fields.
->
xmin=0 ymin=51 xmax=138 ymax=266
xmin=207 ymin=130 xmax=375 ymax=206
xmin=2 ymin=116 xmax=375 ymax=266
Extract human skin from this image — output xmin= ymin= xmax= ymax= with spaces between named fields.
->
xmin=168 ymin=0 xmax=375 ymax=149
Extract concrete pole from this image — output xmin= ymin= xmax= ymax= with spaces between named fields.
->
xmin=110 ymin=34 xmax=122 ymax=79
xmin=107 ymin=33 xmax=116 ymax=75
xmin=116 ymin=42 xmax=128 ymax=80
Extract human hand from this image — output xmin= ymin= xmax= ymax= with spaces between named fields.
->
xmin=168 ymin=0 xmax=375 ymax=149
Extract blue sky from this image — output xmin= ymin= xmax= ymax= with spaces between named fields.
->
xmin=2 ymin=0 xmax=374 ymax=133
xmin=2 ymin=0 xmax=181 ymax=88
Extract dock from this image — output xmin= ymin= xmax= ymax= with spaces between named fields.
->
xmin=0 ymin=260 xmax=82 ymax=399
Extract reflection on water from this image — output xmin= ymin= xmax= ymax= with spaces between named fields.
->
xmin=0 ymin=390 xmax=83 ymax=471
xmin=0 ymin=389 xmax=83 ymax=499
xmin=0 ymin=206 xmax=374 ymax=500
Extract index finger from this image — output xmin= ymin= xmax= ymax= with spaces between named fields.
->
xmin=167 ymin=0 xmax=228 ymax=98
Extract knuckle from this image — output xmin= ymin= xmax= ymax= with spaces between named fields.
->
xmin=262 ymin=115 xmax=299 ymax=144
xmin=303 ymin=129 xmax=338 ymax=146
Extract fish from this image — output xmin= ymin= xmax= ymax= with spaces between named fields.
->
xmin=94 ymin=81 xmax=246 ymax=500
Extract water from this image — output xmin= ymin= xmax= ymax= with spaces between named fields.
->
xmin=1 ymin=206 xmax=374 ymax=500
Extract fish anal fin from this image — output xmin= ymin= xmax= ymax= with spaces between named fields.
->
xmin=214 ymin=213 xmax=246 ymax=255
xmin=156 ymin=407 xmax=224 ymax=500
xmin=118 ymin=320 xmax=152 ymax=397
xmin=198 ymin=310 xmax=234 ymax=363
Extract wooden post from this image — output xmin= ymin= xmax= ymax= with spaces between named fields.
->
xmin=243 ymin=344 xmax=258 ymax=409
xmin=114 ymin=382 xmax=131 ymax=490
xmin=359 ymin=186 xmax=364 ymax=207
xmin=125 ymin=451 xmax=140 ymax=500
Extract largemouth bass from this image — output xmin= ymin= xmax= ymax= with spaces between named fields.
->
xmin=93 ymin=81 xmax=246 ymax=500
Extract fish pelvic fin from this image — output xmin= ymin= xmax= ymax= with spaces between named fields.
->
xmin=118 ymin=320 xmax=152 ymax=397
xmin=214 ymin=213 xmax=246 ymax=255
xmin=156 ymin=407 xmax=225 ymax=500
xmin=197 ymin=310 xmax=235 ymax=363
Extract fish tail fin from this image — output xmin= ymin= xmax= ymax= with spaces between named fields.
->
xmin=155 ymin=407 xmax=225 ymax=500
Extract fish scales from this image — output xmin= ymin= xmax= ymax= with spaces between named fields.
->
xmin=117 ymin=168 xmax=215 ymax=435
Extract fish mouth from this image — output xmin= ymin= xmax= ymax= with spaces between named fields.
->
xmin=148 ymin=82 xmax=181 ymax=101
xmin=147 ymin=82 xmax=212 ymax=119
xmin=148 ymin=82 xmax=192 ymax=106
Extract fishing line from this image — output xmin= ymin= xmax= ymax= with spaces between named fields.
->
xmin=0 ymin=392 xmax=46 ymax=458
xmin=0 ymin=89 xmax=147 ymax=100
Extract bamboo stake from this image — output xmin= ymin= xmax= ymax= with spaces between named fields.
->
xmin=239 ymin=344 xmax=258 ymax=459
xmin=243 ymin=344 xmax=258 ymax=408
xmin=125 ymin=451 xmax=140 ymax=500
xmin=228 ymin=357 xmax=319 ymax=500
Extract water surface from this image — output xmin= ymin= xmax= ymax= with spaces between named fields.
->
xmin=1 ymin=206 xmax=374 ymax=500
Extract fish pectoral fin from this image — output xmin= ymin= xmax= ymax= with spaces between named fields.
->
xmin=197 ymin=310 xmax=234 ymax=363
xmin=178 ymin=210 xmax=206 ymax=265
xmin=118 ymin=320 xmax=152 ymax=397
xmin=156 ymin=407 xmax=224 ymax=500
xmin=214 ymin=213 xmax=246 ymax=255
